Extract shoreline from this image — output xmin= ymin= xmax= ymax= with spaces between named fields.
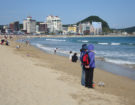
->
xmin=23 ymin=35 xmax=135 ymax=80
xmin=1 ymin=34 xmax=134 ymax=38
xmin=2 ymin=35 xmax=135 ymax=78
xmin=24 ymin=34 xmax=135 ymax=38
xmin=14 ymin=37 xmax=135 ymax=104
xmin=33 ymin=43 xmax=135 ymax=80
xmin=1 ymin=35 xmax=135 ymax=105
xmin=96 ymin=60 xmax=135 ymax=80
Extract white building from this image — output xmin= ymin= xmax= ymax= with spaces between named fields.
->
xmin=78 ymin=22 xmax=91 ymax=35
xmin=23 ymin=16 xmax=36 ymax=34
xmin=23 ymin=20 xmax=27 ymax=31
xmin=78 ymin=22 xmax=102 ymax=35
xmin=46 ymin=15 xmax=62 ymax=34
xmin=92 ymin=22 xmax=102 ymax=35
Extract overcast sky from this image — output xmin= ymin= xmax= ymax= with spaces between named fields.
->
xmin=0 ymin=0 xmax=134 ymax=28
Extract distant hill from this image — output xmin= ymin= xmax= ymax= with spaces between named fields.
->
xmin=76 ymin=16 xmax=110 ymax=33
xmin=113 ymin=26 xmax=135 ymax=34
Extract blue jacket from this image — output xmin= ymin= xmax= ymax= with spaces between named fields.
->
xmin=80 ymin=44 xmax=88 ymax=63
xmin=87 ymin=44 xmax=95 ymax=68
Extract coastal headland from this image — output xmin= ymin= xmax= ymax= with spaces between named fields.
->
xmin=0 ymin=35 xmax=135 ymax=105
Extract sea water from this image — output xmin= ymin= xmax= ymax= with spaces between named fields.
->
xmin=23 ymin=36 xmax=135 ymax=80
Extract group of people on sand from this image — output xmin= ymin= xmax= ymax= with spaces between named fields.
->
xmin=80 ymin=44 xmax=95 ymax=88
xmin=69 ymin=51 xmax=78 ymax=62
xmin=69 ymin=44 xmax=95 ymax=88
xmin=0 ymin=36 xmax=10 ymax=46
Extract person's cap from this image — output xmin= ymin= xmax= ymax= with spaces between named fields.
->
xmin=82 ymin=44 xmax=87 ymax=48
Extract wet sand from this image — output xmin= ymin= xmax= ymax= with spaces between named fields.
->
xmin=0 ymin=36 xmax=135 ymax=105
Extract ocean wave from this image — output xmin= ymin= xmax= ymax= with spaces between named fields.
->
xmin=46 ymin=39 xmax=66 ymax=42
xmin=111 ymin=43 xmax=120 ymax=45
xmin=35 ymin=43 xmax=54 ymax=53
xmin=77 ymin=40 xmax=88 ymax=43
xmin=98 ymin=43 xmax=108 ymax=45
xmin=34 ymin=43 xmax=80 ymax=57
xmin=96 ymin=51 xmax=135 ymax=57
xmin=105 ymin=58 xmax=135 ymax=65
xmin=82 ymin=40 xmax=88 ymax=43
xmin=97 ymin=42 xmax=135 ymax=46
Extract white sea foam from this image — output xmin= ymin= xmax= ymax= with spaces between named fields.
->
xmin=96 ymin=51 xmax=135 ymax=58
xmin=35 ymin=43 xmax=55 ymax=54
xmin=98 ymin=43 xmax=108 ymax=45
xmin=111 ymin=43 xmax=120 ymax=45
xmin=105 ymin=58 xmax=135 ymax=65
xmin=46 ymin=39 xmax=66 ymax=42
xmin=82 ymin=40 xmax=88 ymax=43
xmin=34 ymin=43 xmax=80 ymax=57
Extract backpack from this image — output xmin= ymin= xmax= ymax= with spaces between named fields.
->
xmin=82 ymin=53 xmax=90 ymax=66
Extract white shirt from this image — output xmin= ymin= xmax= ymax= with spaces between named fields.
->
xmin=69 ymin=53 xmax=73 ymax=60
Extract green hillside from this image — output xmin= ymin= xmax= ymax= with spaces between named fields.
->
xmin=119 ymin=26 xmax=135 ymax=34
xmin=77 ymin=16 xmax=110 ymax=33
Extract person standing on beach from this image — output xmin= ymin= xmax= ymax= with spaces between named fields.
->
xmin=25 ymin=40 xmax=29 ymax=46
xmin=69 ymin=51 xmax=73 ymax=61
xmin=54 ymin=48 xmax=58 ymax=54
xmin=80 ymin=44 xmax=87 ymax=86
xmin=84 ymin=44 xmax=95 ymax=88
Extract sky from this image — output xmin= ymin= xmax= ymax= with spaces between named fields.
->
xmin=0 ymin=0 xmax=135 ymax=28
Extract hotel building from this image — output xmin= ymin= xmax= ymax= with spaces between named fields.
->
xmin=46 ymin=15 xmax=62 ymax=34
xmin=78 ymin=22 xmax=102 ymax=35
xmin=23 ymin=16 xmax=36 ymax=34
xmin=9 ymin=21 xmax=19 ymax=32
xmin=36 ymin=22 xmax=48 ymax=34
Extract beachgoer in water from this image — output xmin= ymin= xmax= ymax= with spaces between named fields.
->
xmin=54 ymin=48 xmax=58 ymax=54
xmin=72 ymin=53 xmax=78 ymax=62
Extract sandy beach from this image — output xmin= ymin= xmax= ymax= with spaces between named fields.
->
xmin=0 ymin=36 xmax=135 ymax=105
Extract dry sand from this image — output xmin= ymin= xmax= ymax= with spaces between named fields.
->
xmin=0 ymin=36 xmax=135 ymax=105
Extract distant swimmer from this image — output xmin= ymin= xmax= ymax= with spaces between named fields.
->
xmin=54 ymin=48 xmax=58 ymax=54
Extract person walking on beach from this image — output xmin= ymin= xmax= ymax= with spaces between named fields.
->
xmin=25 ymin=40 xmax=29 ymax=46
xmin=80 ymin=44 xmax=87 ymax=86
xmin=84 ymin=44 xmax=95 ymax=88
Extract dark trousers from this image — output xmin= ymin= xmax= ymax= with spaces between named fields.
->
xmin=85 ymin=68 xmax=94 ymax=87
